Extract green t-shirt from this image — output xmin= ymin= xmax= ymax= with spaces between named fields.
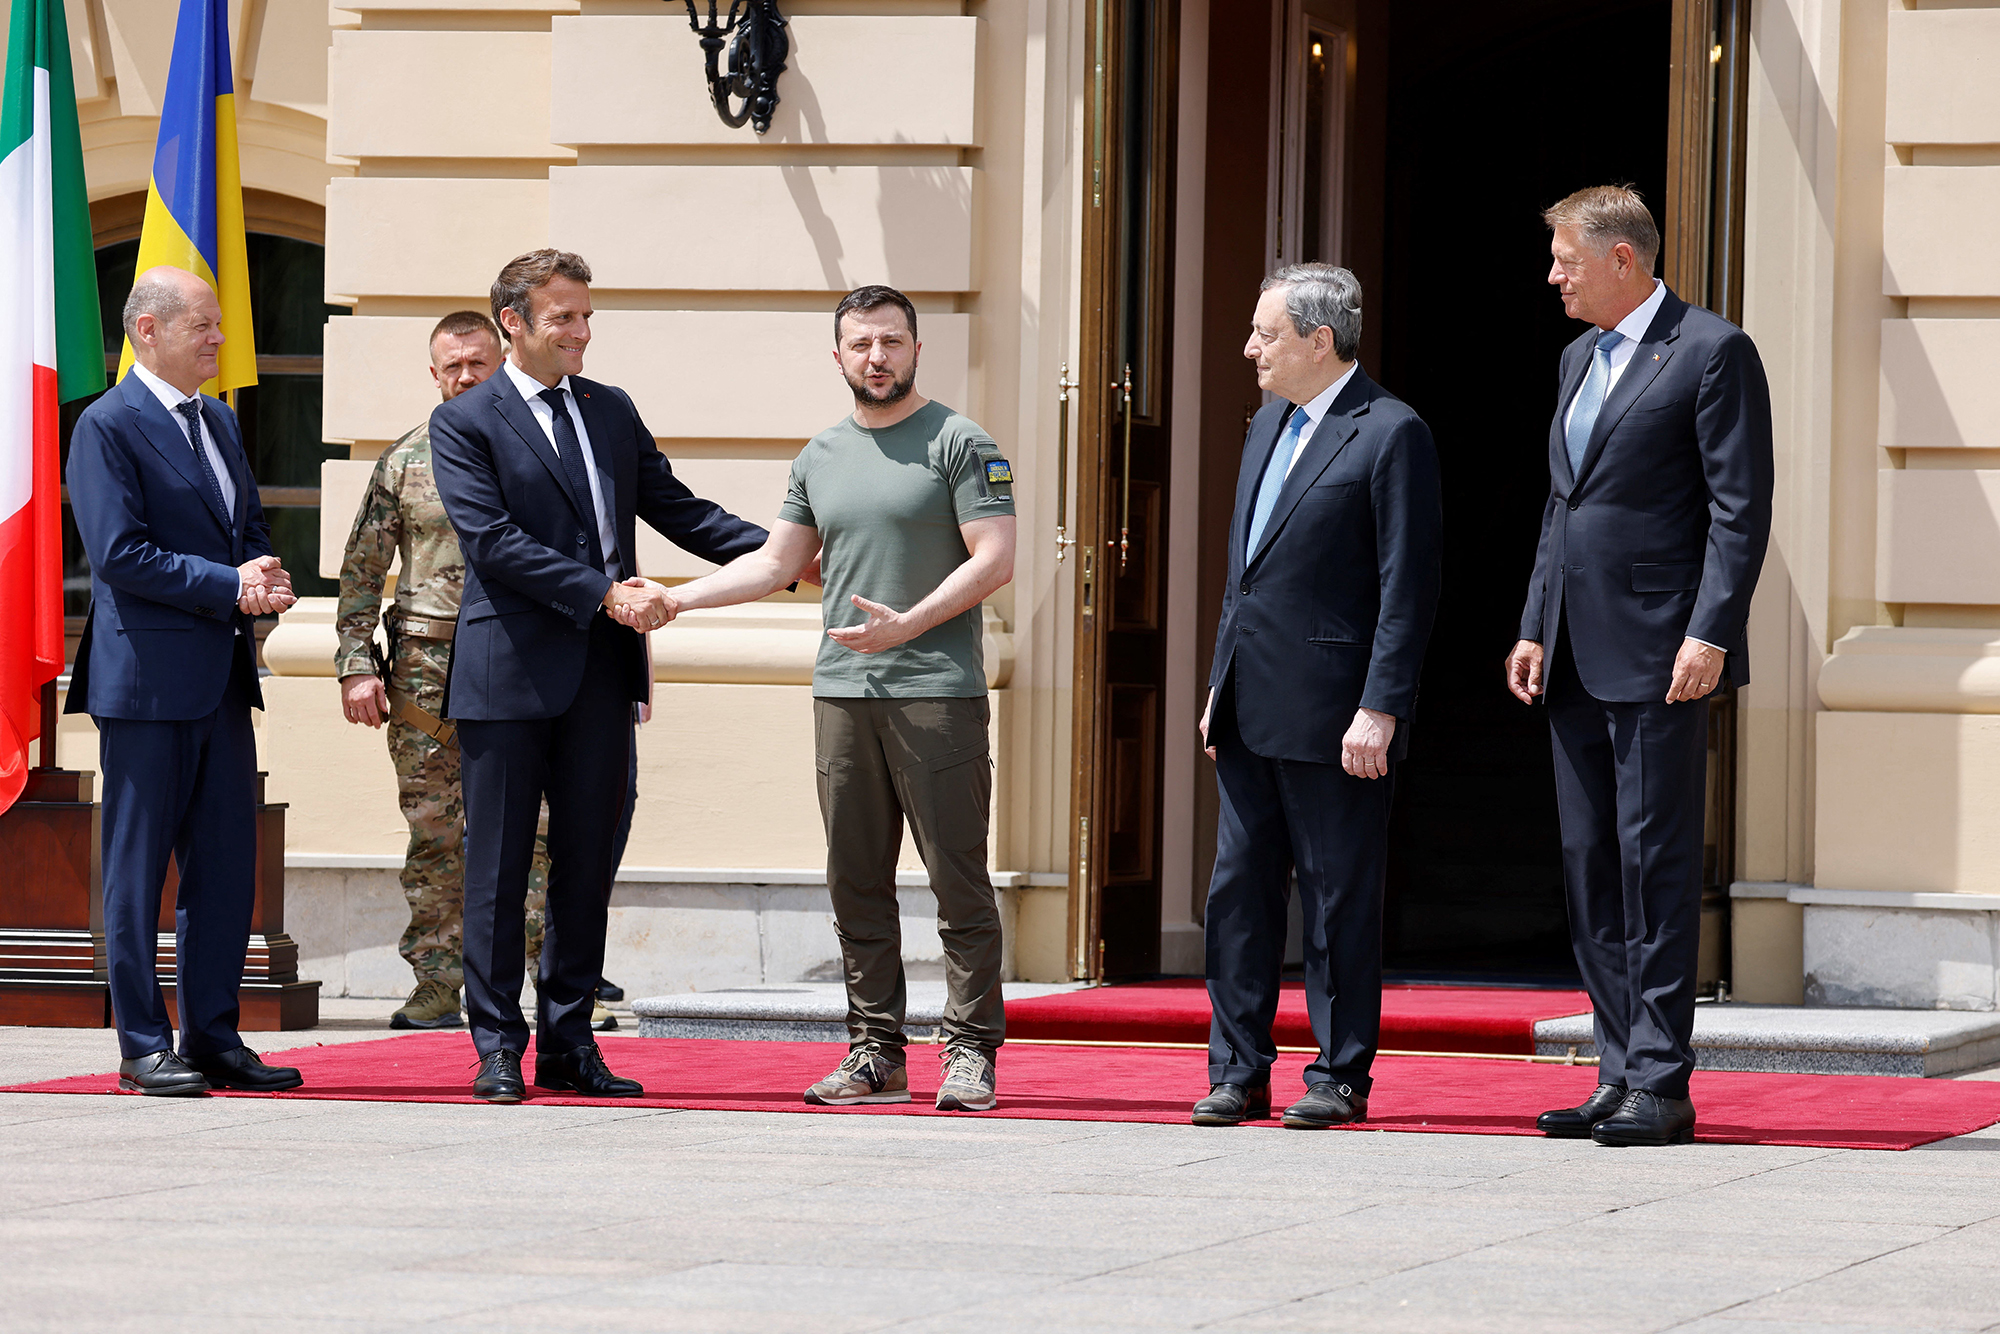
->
xmin=778 ymin=400 xmax=1015 ymax=698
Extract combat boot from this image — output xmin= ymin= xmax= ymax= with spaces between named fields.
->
xmin=390 ymin=979 xmax=464 ymax=1029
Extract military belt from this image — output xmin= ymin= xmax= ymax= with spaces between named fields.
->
xmin=388 ymin=687 xmax=458 ymax=750
xmin=388 ymin=611 xmax=456 ymax=642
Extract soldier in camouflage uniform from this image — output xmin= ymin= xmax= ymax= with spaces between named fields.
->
xmin=334 ymin=311 xmax=559 ymax=1029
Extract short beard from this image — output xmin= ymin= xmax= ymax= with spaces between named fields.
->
xmin=846 ymin=364 xmax=916 ymax=408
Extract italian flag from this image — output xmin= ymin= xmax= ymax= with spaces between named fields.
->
xmin=0 ymin=0 xmax=102 ymax=813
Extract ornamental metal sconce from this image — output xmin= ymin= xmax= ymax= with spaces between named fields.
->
xmin=677 ymin=1 xmax=789 ymax=136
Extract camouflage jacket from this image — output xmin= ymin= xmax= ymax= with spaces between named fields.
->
xmin=333 ymin=423 xmax=468 ymax=680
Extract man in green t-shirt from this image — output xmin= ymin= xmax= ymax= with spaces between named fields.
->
xmin=644 ymin=285 xmax=1016 ymax=1111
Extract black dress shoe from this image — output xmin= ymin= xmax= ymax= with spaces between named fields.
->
xmin=1283 ymin=1081 xmax=1368 ymax=1128
xmin=596 ymin=978 xmax=624 ymax=1003
xmin=186 ymin=1046 xmax=304 ymax=1092
xmin=1191 ymin=1082 xmax=1271 ymax=1126
xmin=534 ymin=1042 xmax=643 ymax=1097
xmin=117 ymin=1050 xmax=210 ymax=1097
xmin=1536 ymin=1083 xmax=1628 ymax=1139
xmin=472 ymin=1049 xmax=526 ymax=1104
xmin=1591 ymin=1090 xmax=1697 ymax=1146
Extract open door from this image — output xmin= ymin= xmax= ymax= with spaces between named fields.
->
xmin=1665 ymin=0 xmax=1752 ymax=991
xmin=1066 ymin=0 xmax=1179 ymax=980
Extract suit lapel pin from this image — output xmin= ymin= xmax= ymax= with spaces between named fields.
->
xmin=1652 ymin=353 xmax=1660 ymax=360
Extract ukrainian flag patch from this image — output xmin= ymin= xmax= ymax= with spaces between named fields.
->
xmin=984 ymin=458 xmax=1014 ymax=485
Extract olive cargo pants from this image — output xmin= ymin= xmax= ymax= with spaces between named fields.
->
xmin=814 ymin=697 xmax=1005 ymax=1056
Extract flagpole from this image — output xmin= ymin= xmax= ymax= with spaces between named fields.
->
xmin=36 ymin=680 xmax=55 ymax=769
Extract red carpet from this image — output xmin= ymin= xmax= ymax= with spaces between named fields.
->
xmin=1006 ymin=979 xmax=1592 ymax=1055
xmin=10 ymin=1032 xmax=2000 ymax=1150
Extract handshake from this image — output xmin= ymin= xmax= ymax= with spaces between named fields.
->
xmin=602 ymin=576 xmax=680 ymax=632
xmin=237 ymin=554 xmax=296 ymax=616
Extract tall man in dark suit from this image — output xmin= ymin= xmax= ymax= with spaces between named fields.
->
xmin=1194 ymin=264 xmax=1442 ymax=1130
xmin=66 ymin=266 xmax=304 ymax=1096
xmin=1506 ymin=186 xmax=1772 ymax=1147
xmin=428 ymin=250 xmax=768 ymax=1103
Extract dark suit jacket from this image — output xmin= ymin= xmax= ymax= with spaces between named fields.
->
xmin=1208 ymin=366 xmax=1443 ymax=765
xmin=1520 ymin=288 xmax=1774 ymax=702
xmin=64 ymin=371 xmax=269 ymax=721
xmin=428 ymin=370 xmax=767 ymax=721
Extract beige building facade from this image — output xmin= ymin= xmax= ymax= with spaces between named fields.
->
xmin=26 ymin=0 xmax=2000 ymax=1010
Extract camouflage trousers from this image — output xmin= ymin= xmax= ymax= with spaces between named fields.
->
xmin=387 ymin=642 xmax=550 ymax=990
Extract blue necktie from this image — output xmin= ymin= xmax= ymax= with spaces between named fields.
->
xmin=1246 ymin=407 xmax=1308 ymax=558
xmin=1565 ymin=330 xmax=1626 ymax=474
xmin=174 ymin=398 xmax=233 ymax=527
xmin=539 ymin=386 xmax=608 ymax=574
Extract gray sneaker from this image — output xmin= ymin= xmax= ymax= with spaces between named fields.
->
xmin=803 ymin=1047 xmax=909 ymax=1105
xmin=935 ymin=1045 xmax=997 ymax=1112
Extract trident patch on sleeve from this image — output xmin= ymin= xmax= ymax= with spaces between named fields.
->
xmin=984 ymin=458 xmax=1014 ymax=485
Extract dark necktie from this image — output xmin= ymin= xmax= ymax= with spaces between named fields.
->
xmin=174 ymin=397 xmax=233 ymax=527
xmin=538 ymin=386 xmax=606 ymax=572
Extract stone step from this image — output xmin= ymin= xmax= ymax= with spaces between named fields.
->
xmin=638 ymin=987 xmax=2000 ymax=1079
xmin=632 ymin=981 xmax=1087 ymax=1043
xmin=1534 ymin=1004 xmax=2000 ymax=1077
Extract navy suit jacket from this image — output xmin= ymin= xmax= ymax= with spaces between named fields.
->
xmin=1520 ymin=288 xmax=1774 ymax=702
xmin=428 ymin=370 xmax=768 ymax=721
xmin=1208 ymin=366 xmax=1443 ymax=765
xmin=64 ymin=371 xmax=268 ymax=721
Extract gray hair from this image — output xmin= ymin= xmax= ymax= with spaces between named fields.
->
xmin=1543 ymin=184 xmax=1661 ymax=272
xmin=121 ymin=272 xmax=190 ymax=340
xmin=1261 ymin=264 xmax=1363 ymax=361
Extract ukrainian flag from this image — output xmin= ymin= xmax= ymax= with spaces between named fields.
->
xmin=116 ymin=0 xmax=254 ymax=394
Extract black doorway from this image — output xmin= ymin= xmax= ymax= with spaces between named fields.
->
xmin=1375 ymin=0 xmax=1673 ymax=980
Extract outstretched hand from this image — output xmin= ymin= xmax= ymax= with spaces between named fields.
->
xmin=604 ymin=576 xmax=677 ymax=632
xmin=826 ymin=595 xmax=914 ymax=654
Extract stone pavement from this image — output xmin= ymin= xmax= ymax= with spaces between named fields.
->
xmin=5 ymin=1009 xmax=2000 ymax=1334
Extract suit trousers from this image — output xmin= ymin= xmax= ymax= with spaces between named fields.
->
xmin=813 ymin=696 xmax=1003 ymax=1056
xmin=457 ymin=613 xmax=634 ymax=1058
xmin=95 ymin=645 xmax=259 ymax=1060
xmin=1205 ymin=679 xmax=1392 ymax=1094
xmin=1546 ymin=633 xmax=1709 ymax=1100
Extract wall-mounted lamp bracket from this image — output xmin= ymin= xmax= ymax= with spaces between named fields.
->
xmin=677 ymin=1 xmax=789 ymax=136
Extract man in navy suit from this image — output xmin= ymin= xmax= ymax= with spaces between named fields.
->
xmin=1193 ymin=264 xmax=1442 ymax=1130
xmin=1506 ymin=186 xmax=1773 ymax=1147
xmin=65 ymin=266 xmax=303 ymax=1096
xmin=428 ymin=250 xmax=768 ymax=1103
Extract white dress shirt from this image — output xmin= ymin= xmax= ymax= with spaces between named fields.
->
xmin=503 ymin=359 xmax=620 ymax=578
xmin=1562 ymin=277 xmax=1667 ymax=436
xmin=1277 ymin=360 xmax=1360 ymax=480
xmin=1558 ymin=279 xmax=1722 ymax=657
xmin=130 ymin=361 xmax=244 ymax=617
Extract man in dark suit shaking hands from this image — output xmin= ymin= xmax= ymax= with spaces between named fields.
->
xmin=66 ymin=266 xmax=303 ymax=1096
xmin=1193 ymin=264 xmax=1442 ymax=1130
xmin=429 ymin=251 xmax=768 ymax=1102
xmin=1506 ymin=186 xmax=1772 ymax=1147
